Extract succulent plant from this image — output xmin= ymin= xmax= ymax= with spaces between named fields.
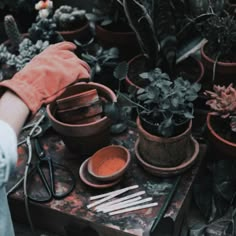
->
xmin=204 ymin=83 xmax=236 ymax=132
xmin=7 ymin=38 xmax=49 ymax=71
xmin=0 ymin=44 xmax=15 ymax=64
xmin=0 ymin=38 xmax=49 ymax=80
xmin=28 ymin=16 xmax=63 ymax=44
xmin=53 ymin=5 xmax=86 ymax=31
xmin=4 ymin=14 xmax=23 ymax=51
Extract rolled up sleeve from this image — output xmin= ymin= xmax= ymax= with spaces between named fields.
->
xmin=0 ymin=120 xmax=17 ymax=186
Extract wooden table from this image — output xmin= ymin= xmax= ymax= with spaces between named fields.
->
xmin=7 ymin=125 xmax=206 ymax=236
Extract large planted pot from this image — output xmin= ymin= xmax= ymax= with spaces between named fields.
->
xmin=46 ymin=82 xmax=117 ymax=157
xmin=59 ymin=21 xmax=91 ymax=43
xmin=206 ymin=113 xmax=236 ymax=159
xmin=201 ymin=41 xmax=236 ymax=86
xmin=136 ymin=116 xmax=194 ymax=168
xmin=125 ymin=54 xmax=204 ymax=91
xmin=95 ymin=24 xmax=140 ymax=60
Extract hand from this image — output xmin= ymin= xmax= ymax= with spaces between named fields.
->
xmin=0 ymin=42 xmax=91 ymax=114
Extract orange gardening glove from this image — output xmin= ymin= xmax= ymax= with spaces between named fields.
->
xmin=0 ymin=42 xmax=91 ymax=115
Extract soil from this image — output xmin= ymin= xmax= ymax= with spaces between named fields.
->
xmin=204 ymin=43 xmax=236 ymax=63
xmin=211 ymin=116 xmax=236 ymax=143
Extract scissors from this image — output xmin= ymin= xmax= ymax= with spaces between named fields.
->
xmin=27 ymin=138 xmax=76 ymax=203
xmin=17 ymin=123 xmax=43 ymax=146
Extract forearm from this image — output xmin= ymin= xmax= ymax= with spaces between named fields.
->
xmin=0 ymin=91 xmax=30 ymax=136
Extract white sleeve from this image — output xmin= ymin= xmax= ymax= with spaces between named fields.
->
xmin=0 ymin=120 xmax=17 ymax=186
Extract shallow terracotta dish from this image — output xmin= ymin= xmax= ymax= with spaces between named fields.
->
xmin=79 ymin=158 xmax=121 ymax=189
xmin=135 ymin=136 xmax=199 ymax=177
xmin=87 ymin=145 xmax=131 ymax=182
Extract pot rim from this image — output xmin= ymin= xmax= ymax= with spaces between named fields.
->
xmin=95 ymin=24 xmax=136 ymax=37
xmin=201 ymin=41 xmax=236 ymax=67
xmin=206 ymin=113 xmax=236 ymax=147
xmin=58 ymin=21 xmax=89 ymax=35
xmin=87 ymin=145 xmax=131 ymax=181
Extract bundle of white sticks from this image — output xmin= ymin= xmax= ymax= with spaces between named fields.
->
xmin=87 ymin=185 xmax=158 ymax=216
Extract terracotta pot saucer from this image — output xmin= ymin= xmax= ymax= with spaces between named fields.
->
xmin=79 ymin=158 xmax=122 ymax=189
xmin=134 ymin=136 xmax=200 ymax=177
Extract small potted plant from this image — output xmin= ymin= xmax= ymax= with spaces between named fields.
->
xmin=196 ymin=12 xmax=236 ymax=85
xmin=204 ymin=83 xmax=236 ymax=158
xmin=117 ymin=67 xmax=201 ymax=170
xmin=86 ymin=0 xmax=140 ymax=60
xmin=53 ymin=5 xmax=91 ymax=42
xmin=28 ymin=16 xmax=63 ymax=44
xmin=80 ymin=43 xmax=120 ymax=89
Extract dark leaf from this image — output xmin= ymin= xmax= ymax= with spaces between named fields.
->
xmin=110 ymin=123 xmax=128 ymax=134
xmin=189 ymin=223 xmax=207 ymax=236
xmin=113 ymin=61 xmax=129 ymax=81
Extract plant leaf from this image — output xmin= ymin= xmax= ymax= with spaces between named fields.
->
xmin=113 ymin=61 xmax=129 ymax=81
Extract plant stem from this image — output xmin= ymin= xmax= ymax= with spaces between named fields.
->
xmin=116 ymin=91 xmax=150 ymax=112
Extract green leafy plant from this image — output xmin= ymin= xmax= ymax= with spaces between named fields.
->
xmin=103 ymin=61 xmax=132 ymax=134
xmin=53 ymin=5 xmax=87 ymax=31
xmin=204 ymin=83 xmax=236 ymax=132
xmin=81 ymin=44 xmax=119 ymax=80
xmin=118 ymin=67 xmax=201 ymax=137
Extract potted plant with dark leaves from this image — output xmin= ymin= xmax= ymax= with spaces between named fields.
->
xmin=123 ymin=0 xmax=205 ymax=90
xmin=81 ymin=44 xmax=120 ymax=90
xmin=53 ymin=5 xmax=91 ymax=42
xmin=204 ymin=83 xmax=236 ymax=158
xmin=86 ymin=0 xmax=140 ymax=60
xmin=116 ymin=67 xmax=201 ymax=176
xmin=196 ymin=12 xmax=236 ymax=85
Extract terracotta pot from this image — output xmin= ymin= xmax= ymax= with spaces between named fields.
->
xmin=136 ymin=116 xmax=193 ymax=168
xmin=125 ymin=54 xmax=204 ymax=91
xmin=200 ymin=41 xmax=236 ymax=85
xmin=59 ymin=21 xmax=91 ymax=43
xmin=46 ymin=82 xmax=117 ymax=156
xmin=135 ymin=136 xmax=199 ymax=177
xmin=206 ymin=113 xmax=236 ymax=159
xmin=87 ymin=145 xmax=131 ymax=182
xmin=95 ymin=24 xmax=140 ymax=60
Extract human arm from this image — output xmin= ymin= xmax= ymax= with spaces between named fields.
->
xmin=0 ymin=41 xmax=90 ymax=184
xmin=0 ymin=91 xmax=29 ymax=136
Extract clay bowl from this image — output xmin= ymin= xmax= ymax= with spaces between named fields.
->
xmin=87 ymin=145 xmax=131 ymax=182
xmin=79 ymin=158 xmax=121 ymax=189
xmin=135 ymin=136 xmax=200 ymax=177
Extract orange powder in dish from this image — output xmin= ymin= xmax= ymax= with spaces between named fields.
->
xmin=96 ymin=157 xmax=126 ymax=176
